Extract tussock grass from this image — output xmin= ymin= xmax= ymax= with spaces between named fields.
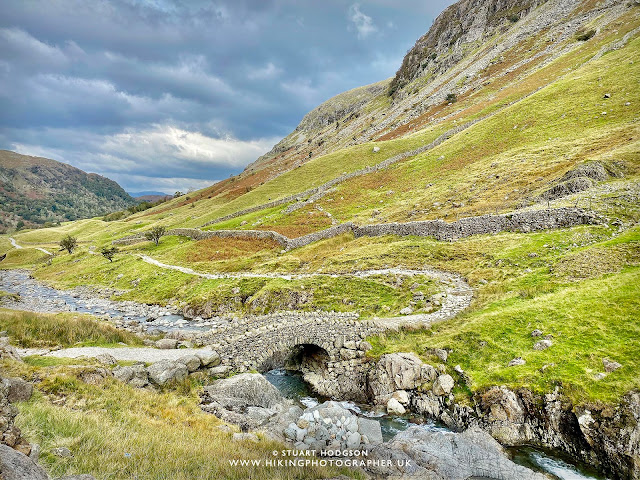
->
xmin=0 ymin=309 xmax=142 ymax=348
xmin=1 ymin=361 xmax=354 ymax=480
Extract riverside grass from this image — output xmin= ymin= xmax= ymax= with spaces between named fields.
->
xmin=1 ymin=359 xmax=356 ymax=480
xmin=0 ymin=309 xmax=143 ymax=348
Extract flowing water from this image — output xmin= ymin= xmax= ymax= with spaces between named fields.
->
xmin=264 ymin=369 xmax=609 ymax=480
xmin=0 ymin=269 xmax=208 ymax=332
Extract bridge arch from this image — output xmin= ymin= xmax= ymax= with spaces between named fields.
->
xmin=256 ymin=341 xmax=332 ymax=373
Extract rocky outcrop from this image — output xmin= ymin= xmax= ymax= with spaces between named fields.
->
xmin=368 ymin=352 xmax=437 ymax=404
xmin=0 ymin=444 xmax=48 ymax=480
xmin=0 ymin=378 xmax=31 ymax=456
xmin=538 ymin=160 xmax=624 ymax=201
xmin=410 ymin=385 xmax=640 ymax=479
xmin=365 ymin=426 xmax=548 ymax=479
xmin=0 ymin=444 xmax=97 ymax=480
xmin=389 ymin=0 xmax=546 ymax=95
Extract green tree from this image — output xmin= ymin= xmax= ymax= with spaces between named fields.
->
xmin=145 ymin=226 xmax=166 ymax=246
xmin=100 ymin=246 xmax=119 ymax=262
xmin=59 ymin=235 xmax=78 ymax=254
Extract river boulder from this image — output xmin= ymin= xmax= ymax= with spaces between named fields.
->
xmin=200 ymin=373 xmax=302 ymax=434
xmin=365 ymin=426 xmax=548 ymax=479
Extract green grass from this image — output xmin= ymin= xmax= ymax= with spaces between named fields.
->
xmin=368 ymin=267 xmax=640 ymax=404
xmin=0 ymin=290 xmax=20 ymax=302
xmin=0 ymin=247 xmax=51 ymax=269
xmin=0 ymin=309 xmax=143 ymax=348
xmin=29 ymin=244 xmax=442 ymax=319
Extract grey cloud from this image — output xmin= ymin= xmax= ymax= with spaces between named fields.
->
xmin=0 ymin=0 xmax=455 ymax=193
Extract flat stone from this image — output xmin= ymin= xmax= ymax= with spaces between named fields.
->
xmin=232 ymin=433 xmax=259 ymax=443
xmin=52 ymin=447 xmax=72 ymax=458
xmin=603 ymin=358 xmax=622 ymax=372
xmin=508 ymin=357 xmax=526 ymax=367
xmin=533 ymin=339 xmax=552 ymax=351
xmin=94 ymin=353 xmax=117 ymax=365
xmin=155 ymin=339 xmax=178 ymax=349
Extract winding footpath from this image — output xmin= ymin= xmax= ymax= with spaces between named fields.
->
xmin=9 ymin=237 xmax=53 ymax=255
xmin=142 ymin=254 xmax=473 ymax=328
xmin=1 ymin=248 xmax=472 ymax=366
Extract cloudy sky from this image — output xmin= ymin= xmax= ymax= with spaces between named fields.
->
xmin=0 ymin=0 xmax=453 ymax=195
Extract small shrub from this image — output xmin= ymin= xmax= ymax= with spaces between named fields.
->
xmin=508 ymin=14 xmax=520 ymax=23
xmin=100 ymin=246 xmax=119 ymax=262
xmin=446 ymin=93 xmax=458 ymax=103
xmin=576 ymin=29 xmax=596 ymax=41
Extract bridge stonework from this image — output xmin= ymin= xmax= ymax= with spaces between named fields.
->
xmin=196 ymin=312 xmax=381 ymax=373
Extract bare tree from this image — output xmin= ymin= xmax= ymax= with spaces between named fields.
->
xmin=145 ymin=226 xmax=166 ymax=246
xmin=59 ymin=235 xmax=77 ymax=254
xmin=101 ymin=246 xmax=119 ymax=262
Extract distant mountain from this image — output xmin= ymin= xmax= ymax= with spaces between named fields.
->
xmin=129 ymin=190 xmax=171 ymax=198
xmin=135 ymin=194 xmax=172 ymax=203
xmin=0 ymin=150 xmax=135 ymax=231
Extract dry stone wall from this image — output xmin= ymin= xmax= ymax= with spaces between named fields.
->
xmin=113 ymin=207 xmax=601 ymax=249
xmin=201 ymin=117 xmax=483 ymax=227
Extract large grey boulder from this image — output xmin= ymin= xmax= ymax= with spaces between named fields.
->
xmin=155 ymin=339 xmax=178 ymax=349
xmin=202 ymin=373 xmax=283 ymax=409
xmin=113 ymin=364 xmax=149 ymax=388
xmin=0 ymin=444 xmax=49 ymax=480
xmin=369 ymin=352 xmax=437 ymax=403
xmin=196 ymin=350 xmax=220 ymax=367
xmin=365 ymin=426 xmax=548 ymax=479
xmin=200 ymin=373 xmax=299 ymax=434
xmin=176 ymin=354 xmax=201 ymax=372
xmin=147 ymin=360 xmax=188 ymax=385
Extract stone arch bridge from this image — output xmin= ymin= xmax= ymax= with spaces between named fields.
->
xmin=199 ymin=312 xmax=380 ymax=373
